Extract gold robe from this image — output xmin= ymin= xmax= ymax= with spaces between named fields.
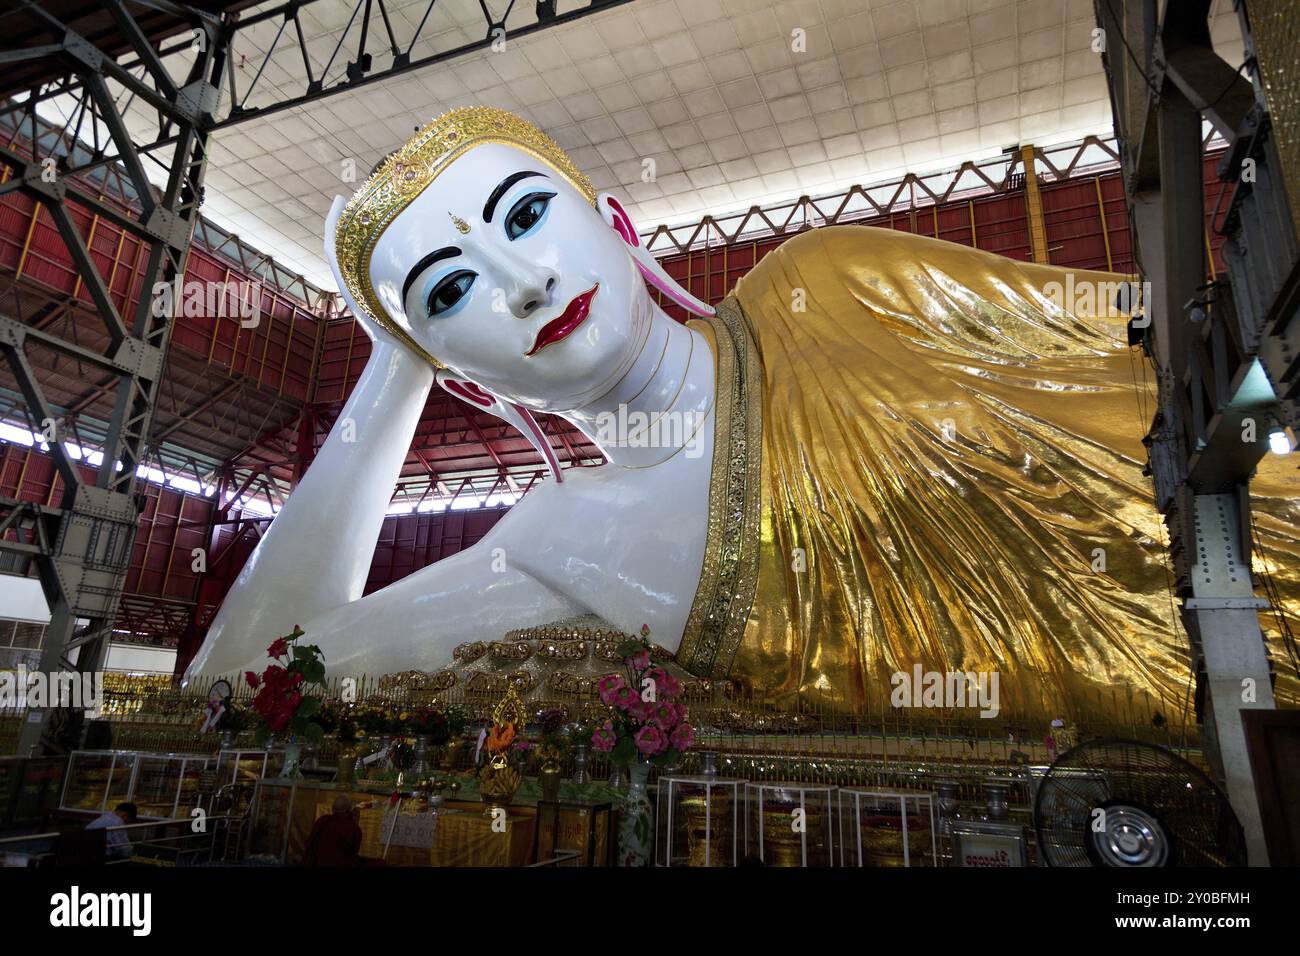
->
xmin=678 ymin=225 xmax=1300 ymax=724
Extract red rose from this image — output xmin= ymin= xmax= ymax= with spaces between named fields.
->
xmin=267 ymin=637 xmax=290 ymax=658
xmin=244 ymin=671 xmax=260 ymax=689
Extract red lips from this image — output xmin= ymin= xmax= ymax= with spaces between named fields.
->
xmin=525 ymin=284 xmax=599 ymax=356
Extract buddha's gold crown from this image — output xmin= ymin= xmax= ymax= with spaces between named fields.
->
xmin=334 ymin=107 xmax=597 ymax=368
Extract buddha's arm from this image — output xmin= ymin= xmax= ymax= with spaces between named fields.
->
xmin=280 ymin=535 xmax=584 ymax=676
xmin=184 ymin=340 xmax=433 ymax=676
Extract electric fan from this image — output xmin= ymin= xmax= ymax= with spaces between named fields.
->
xmin=1032 ymin=739 xmax=1245 ymax=867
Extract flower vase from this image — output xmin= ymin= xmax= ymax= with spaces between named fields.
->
xmin=539 ymin=757 xmax=563 ymax=803
xmin=280 ymin=740 xmax=303 ymax=779
xmin=617 ymin=762 xmax=653 ymax=867
xmin=443 ymin=738 xmax=465 ymax=771
xmin=413 ymin=735 xmax=429 ymax=775
xmin=429 ymin=743 xmax=447 ymax=771
xmin=219 ymin=729 xmax=234 ymax=750
xmin=571 ymin=742 xmax=589 ymax=784
xmin=337 ymin=744 xmax=359 ymax=788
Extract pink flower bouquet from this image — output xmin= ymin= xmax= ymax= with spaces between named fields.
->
xmin=592 ymin=624 xmax=695 ymax=767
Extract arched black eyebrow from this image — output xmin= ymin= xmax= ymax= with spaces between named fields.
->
xmin=401 ymin=246 xmax=461 ymax=307
xmin=483 ymin=170 xmax=544 ymax=223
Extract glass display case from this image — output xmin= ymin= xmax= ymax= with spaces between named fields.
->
xmin=837 ymin=787 xmax=937 ymax=867
xmin=743 ymin=782 xmax=836 ymax=867
xmin=534 ymin=799 xmax=613 ymax=866
xmin=247 ymin=778 xmax=297 ymax=861
xmin=215 ymin=749 xmax=270 ymax=787
xmin=60 ymin=751 xmax=212 ymax=818
xmin=655 ymin=775 xmax=742 ymax=867
xmin=60 ymin=752 xmax=130 ymax=813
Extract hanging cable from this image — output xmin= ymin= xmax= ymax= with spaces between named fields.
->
xmin=1102 ymin=0 xmax=1161 ymax=96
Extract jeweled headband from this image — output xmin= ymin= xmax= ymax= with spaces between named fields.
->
xmin=334 ymin=106 xmax=597 ymax=369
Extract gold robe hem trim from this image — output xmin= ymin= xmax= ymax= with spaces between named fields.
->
xmin=678 ymin=297 xmax=765 ymax=677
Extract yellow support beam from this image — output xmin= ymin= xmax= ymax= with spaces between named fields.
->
xmin=1021 ymin=144 xmax=1050 ymax=264
xmin=1094 ymin=176 xmax=1113 ymax=272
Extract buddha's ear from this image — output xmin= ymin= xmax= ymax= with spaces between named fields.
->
xmin=596 ymin=193 xmax=715 ymax=318
xmin=434 ymin=370 xmax=564 ymax=484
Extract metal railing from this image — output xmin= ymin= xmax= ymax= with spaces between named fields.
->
xmin=527 ymin=848 xmax=582 ymax=868
xmin=0 ymin=812 xmax=246 ymax=867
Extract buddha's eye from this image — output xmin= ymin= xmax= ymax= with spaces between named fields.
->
xmin=505 ymin=191 xmax=554 ymax=240
xmin=427 ymin=270 xmax=476 ymax=317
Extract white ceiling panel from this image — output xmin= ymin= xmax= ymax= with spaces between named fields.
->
xmin=33 ymin=0 xmax=1246 ymax=290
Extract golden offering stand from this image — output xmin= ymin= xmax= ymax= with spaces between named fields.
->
xmin=743 ymin=782 xmax=836 ymax=867
xmin=411 ymin=775 xmax=461 ymax=811
xmin=837 ymin=787 xmax=937 ymax=867
xmin=478 ymin=686 xmax=526 ymax=815
xmin=656 ymin=775 xmax=743 ymax=867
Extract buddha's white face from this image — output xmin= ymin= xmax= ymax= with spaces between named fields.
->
xmin=368 ymin=143 xmax=650 ymax=411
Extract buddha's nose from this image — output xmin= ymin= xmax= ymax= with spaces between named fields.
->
xmin=511 ymin=273 xmax=558 ymax=319
xmin=473 ymin=238 xmax=559 ymax=319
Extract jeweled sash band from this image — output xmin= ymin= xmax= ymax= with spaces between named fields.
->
xmin=677 ymin=297 xmax=765 ymax=677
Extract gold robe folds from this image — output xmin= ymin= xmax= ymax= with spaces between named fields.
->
xmin=678 ymin=225 xmax=1300 ymax=724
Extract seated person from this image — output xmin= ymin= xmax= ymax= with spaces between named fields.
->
xmin=85 ymin=802 xmax=138 ymax=860
xmin=303 ymin=794 xmax=363 ymax=867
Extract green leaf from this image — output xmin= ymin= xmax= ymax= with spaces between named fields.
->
xmin=302 ymin=661 xmax=326 ymax=684
xmin=615 ymin=639 xmax=643 ymax=659
xmin=301 ymin=721 xmax=325 ymax=743
xmin=611 ymin=736 xmax=636 ymax=765
xmin=650 ymin=747 xmax=680 ymax=768
xmin=297 ymin=697 xmax=321 ymax=718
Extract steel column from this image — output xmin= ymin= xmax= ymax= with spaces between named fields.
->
xmin=1094 ymin=0 xmax=1299 ymax=863
xmin=0 ymin=3 xmax=230 ymax=755
xmin=1184 ymin=494 xmax=1274 ymax=865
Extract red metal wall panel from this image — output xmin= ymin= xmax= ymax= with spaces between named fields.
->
xmin=0 ymin=190 xmax=320 ymax=403
xmin=127 ymin=485 xmax=212 ymax=602
xmin=311 ymin=318 xmax=372 ymax=402
xmin=653 ymin=159 xmax=1227 ymax=324
xmin=364 ymin=508 xmax=509 ymax=595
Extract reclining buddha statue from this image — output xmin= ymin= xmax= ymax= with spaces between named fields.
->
xmin=185 ymin=107 xmax=1300 ymax=722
